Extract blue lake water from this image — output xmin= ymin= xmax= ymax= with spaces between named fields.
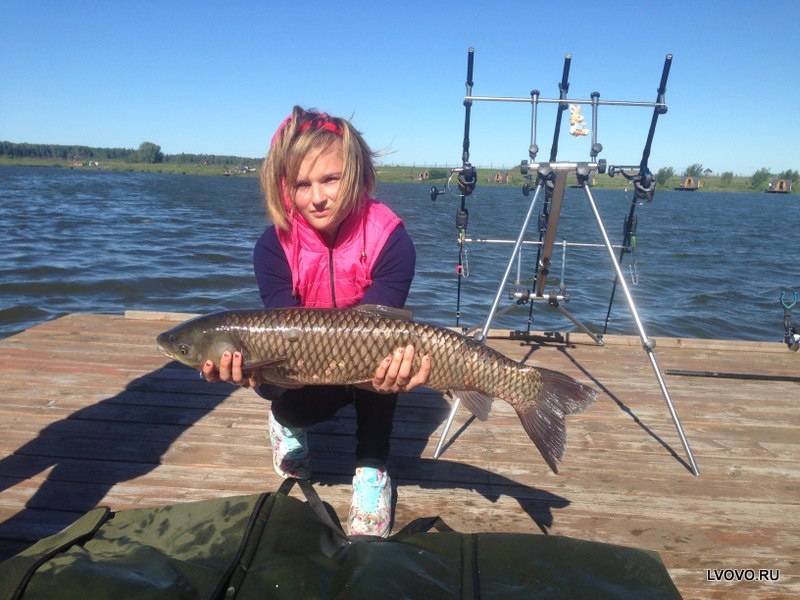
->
xmin=1 ymin=165 xmax=798 ymax=342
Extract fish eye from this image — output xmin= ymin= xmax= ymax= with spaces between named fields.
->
xmin=179 ymin=344 xmax=189 ymax=355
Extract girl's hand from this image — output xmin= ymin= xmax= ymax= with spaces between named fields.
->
xmin=371 ymin=345 xmax=431 ymax=394
xmin=201 ymin=351 xmax=261 ymax=388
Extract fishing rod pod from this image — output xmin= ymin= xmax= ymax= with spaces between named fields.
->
xmin=434 ymin=48 xmax=673 ymax=331
xmin=431 ymin=49 xmax=699 ymax=477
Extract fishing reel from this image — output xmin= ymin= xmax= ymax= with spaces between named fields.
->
xmin=520 ymin=161 xmax=552 ymax=197
xmin=430 ymin=164 xmax=477 ymax=201
xmin=430 ymin=164 xmax=475 ymax=242
xmin=608 ymin=165 xmax=655 ymax=202
xmin=781 ymin=290 xmax=799 ymax=351
xmin=786 ymin=330 xmax=800 ymax=352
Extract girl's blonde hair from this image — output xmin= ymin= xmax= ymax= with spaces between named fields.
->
xmin=260 ymin=106 xmax=377 ymax=231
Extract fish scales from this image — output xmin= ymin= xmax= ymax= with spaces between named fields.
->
xmin=156 ymin=306 xmax=596 ymax=471
xmin=222 ymin=308 xmax=531 ymax=397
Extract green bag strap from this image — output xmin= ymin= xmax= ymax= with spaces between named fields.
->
xmin=393 ymin=515 xmax=455 ymax=536
xmin=211 ymin=480 xmax=350 ymax=599
xmin=0 ymin=506 xmax=112 ymax=600
xmin=392 ymin=518 xmax=480 ymax=599
xmin=209 ymin=491 xmax=271 ymax=600
xmin=295 ymin=478 xmax=349 ymax=545
xmin=460 ymin=533 xmax=480 ymax=600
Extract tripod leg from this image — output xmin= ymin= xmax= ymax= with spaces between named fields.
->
xmin=433 ymin=395 xmax=460 ymax=459
xmin=433 ymin=183 xmax=544 ymax=459
xmin=476 ymin=182 xmax=543 ymax=341
xmin=553 ymin=304 xmax=604 ymax=345
xmin=583 ymin=184 xmax=700 ymax=476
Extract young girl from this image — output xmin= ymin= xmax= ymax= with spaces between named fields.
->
xmin=202 ymin=106 xmax=430 ymax=537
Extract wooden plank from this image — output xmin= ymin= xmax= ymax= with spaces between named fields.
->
xmin=0 ymin=313 xmax=798 ymax=599
xmin=125 ymin=309 xmax=198 ymax=321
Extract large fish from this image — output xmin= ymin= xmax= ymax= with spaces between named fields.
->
xmin=156 ymin=305 xmax=596 ymax=472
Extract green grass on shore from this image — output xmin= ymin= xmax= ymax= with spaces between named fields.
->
xmin=0 ymin=157 xmax=795 ymax=194
xmin=0 ymin=156 xmax=236 ymax=176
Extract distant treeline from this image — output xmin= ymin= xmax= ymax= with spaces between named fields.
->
xmin=654 ymin=163 xmax=799 ymax=191
xmin=0 ymin=141 xmax=262 ymax=167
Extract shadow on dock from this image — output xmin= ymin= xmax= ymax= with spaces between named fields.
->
xmin=555 ymin=346 xmax=693 ymax=474
xmin=0 ymin=363 xmax=235 ymax=557
xmin=0 ymin=362 xmax=571 ymax=557
xmin=311 ymin=404 xmax=569 ymax=534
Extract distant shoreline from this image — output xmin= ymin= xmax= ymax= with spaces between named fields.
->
xmin=0 ymin=157 xmax=795 ymax=194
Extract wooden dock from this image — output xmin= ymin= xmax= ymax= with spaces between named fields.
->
xmin=0 ymin=312 xmax=797 ymax=599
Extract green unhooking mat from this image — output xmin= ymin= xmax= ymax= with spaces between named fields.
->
xmin=0 ymin=479 xmax=681 ymax=599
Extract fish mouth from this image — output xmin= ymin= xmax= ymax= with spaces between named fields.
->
xmin=155 ymin=333 xmax=173 ymax=358
xmin=156 ymin=339 xmax=191 ymax=366
xmin=156 ymin=341 xmax=181 ymax=363
xmin=156 ymin=342 xmax=197 ymax=368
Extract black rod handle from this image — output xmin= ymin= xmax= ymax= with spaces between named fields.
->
xmin=640 ymin=53 xmax=672 ymax=172
xmin=559 ymin=54 xmax=572 ymax=95
xmin=549 ymin=54 xmax=572 ymax=162
xmin=466 ymin=47 xmax=475 ymax=88
xmin=657 ymin=53 xmax=673 ymax=95
xmin=462 ymin=47 xmax=475 ymax=164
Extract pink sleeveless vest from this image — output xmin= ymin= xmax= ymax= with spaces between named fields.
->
xmin=276 ymin=199 xmax=402 ymax=308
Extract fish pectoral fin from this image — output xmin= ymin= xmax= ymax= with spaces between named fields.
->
xmin=242 ymin=357 xmax=287 ymax=373
xmin=354 ymin=304 xmax=413 ymax=321
xmin=448 ymin=389 xmax=493 ymax=421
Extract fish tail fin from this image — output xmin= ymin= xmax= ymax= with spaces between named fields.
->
xmin=514 ymin=367 xmax=596 ymax=473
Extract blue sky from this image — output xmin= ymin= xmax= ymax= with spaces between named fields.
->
xmin=2 ymin=1 xmax=798 ymax=174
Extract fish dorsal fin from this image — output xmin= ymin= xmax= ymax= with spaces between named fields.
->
xmin=354 ymin=304 xmax=413 ymax=321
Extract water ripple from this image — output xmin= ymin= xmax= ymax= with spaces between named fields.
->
xmin=1 ymin=166 xmax=798 ymax=341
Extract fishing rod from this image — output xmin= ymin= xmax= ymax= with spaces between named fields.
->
xmin=666 ymin=369 xmax=800 ymax=383
xmin=602 ymin=54 xmax=673 ymax=334
xmin=430 ymin=48 xmax=477 ymax=327
xmin=549 ymin=55 xmax=572 ymax=163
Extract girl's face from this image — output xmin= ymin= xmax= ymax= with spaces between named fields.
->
xmin=292 ymin=140 xmax=344 ymax=244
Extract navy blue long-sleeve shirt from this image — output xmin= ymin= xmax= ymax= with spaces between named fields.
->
xmin=253 ymin=223 xmax=416 ymax=310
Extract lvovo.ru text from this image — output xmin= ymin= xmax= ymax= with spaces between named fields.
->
xmin=706 ymin=568 xmax=780 ymax=582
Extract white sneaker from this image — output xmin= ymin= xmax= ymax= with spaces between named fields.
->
xmin=348 ymin=467 xmax=392 ymax=537
xmin=269 ymin=412 xmax=310 ymax=480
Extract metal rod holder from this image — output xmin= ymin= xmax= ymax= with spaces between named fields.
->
xmin=466 ymin=95 xmax=666 ymax=108
xmin=464 ymin=238 xmax=627 ymax=250
xmin=432 ymin=51 xmax=698 ymax=476
xmin=435 ymin=176 xmax=701 ymax=476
